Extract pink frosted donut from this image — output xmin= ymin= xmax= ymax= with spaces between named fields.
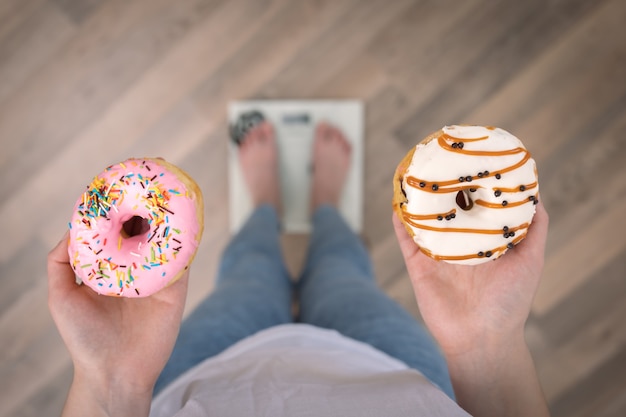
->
xmin=68 ymin=158 xmax=204 ymax=297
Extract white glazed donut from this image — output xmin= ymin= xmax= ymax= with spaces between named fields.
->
xmin=392 ymin=125 xmax=539 ymax=265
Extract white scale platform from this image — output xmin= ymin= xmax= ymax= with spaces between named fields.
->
xmin=228 ymin=100 xmax=363 ymax=234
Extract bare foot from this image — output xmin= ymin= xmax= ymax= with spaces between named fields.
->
xmin=238 ymin=122 xmax=282 ymax=212
xmin=310 ymin=122 xmax=352 ymax=211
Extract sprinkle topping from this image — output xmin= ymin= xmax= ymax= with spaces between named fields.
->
xmin=68 ymin=159 xmax=200 ymax=297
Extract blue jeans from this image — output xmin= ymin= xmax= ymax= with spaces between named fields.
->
xmin=155 ymin=205 xmax=454 ymax=398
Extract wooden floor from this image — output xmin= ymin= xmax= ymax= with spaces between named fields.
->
xmin=1 ymin=0 xmax=625 ymax=415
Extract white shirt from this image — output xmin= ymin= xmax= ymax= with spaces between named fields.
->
xmin=150 ymin=324 xmax=470 ymax=417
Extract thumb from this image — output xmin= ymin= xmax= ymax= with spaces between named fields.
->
xmin=392 ymin=212 xmax=420 ymax=261
xmin=47 ymin=231 xmax=81 ymax=301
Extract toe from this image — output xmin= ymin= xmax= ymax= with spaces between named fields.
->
xmin=251 ymin=121 xmax=271 ymax=144
xmin=316 ymin=123 xmax=331 ymax=140
xmin=242 ymin=121 xmax=272 ymax=145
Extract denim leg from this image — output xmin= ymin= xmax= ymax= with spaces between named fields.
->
xmin=297 ymin=205 xmax=454 ymax=398
xmin=155 ymin=205 xmax=293 ymax=394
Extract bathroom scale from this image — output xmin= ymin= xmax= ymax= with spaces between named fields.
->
xmin=228 ymin=100 xmax=363 ymax=234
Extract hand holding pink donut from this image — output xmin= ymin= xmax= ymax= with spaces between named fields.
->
xmin=48 ymin=232 xmax=188 ymax=415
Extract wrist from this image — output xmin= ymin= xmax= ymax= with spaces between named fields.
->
xmin=434 ymin=314 xmax=528 ymax=361
xmin=73 ymin=358 xmax=158 ymax=394
xmin=443 ymin=329 xmax=527 ymax=366
xmin=62 ymin=369 xmax=153 ymax=417
xmin=445 ymin=333 xmax=550 ymax=417
xmin=445 ymin=333 xmax=530 ymax=396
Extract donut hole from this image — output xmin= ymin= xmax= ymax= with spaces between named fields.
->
xmin=456 ymin=190 xmax=473 ymax=211
xmin=121 ymin=216 xmax=150 ymax=238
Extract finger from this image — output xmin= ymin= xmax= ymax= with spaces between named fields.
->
xmin=153 ymin=270 xmax=190 ymax=319
xmin=526 ymin=200 xmax=550 ymax=249
xmin=159 ymin=269 xmax=189 ymax=297
xmin=392 ymin=212 xmax=420 ymax=260
xmin=170 ymin=269 xmax=190 ymax=293
xmin=47 ymin=231 xmax=80 ymax=298
xmin=516 ymin=198 xmax=549 ymax=263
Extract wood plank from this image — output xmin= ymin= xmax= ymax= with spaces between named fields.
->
xmin=280 ymin=234 xmax=310 ymax=279
xmin=0 ymin=0 xmax=221 ymax=195
xmin=0 ymin=238 xmax=49 ymax=314
xmin=258 ymin=0 xmax=415 ymax=98
xmin=596 ymin=391 xmax=626 ymax=417
xmin=534 ymin=298 xmax=626 ymax=400
xmin=0 ymin=0 xmax=46 ymax=42
xmin=534 ymin=194 xmax=626 ymax=316
xmin=364 ymin=85 xmax=414 ymax=140
xmin=0 ymin=278 xmax=52 ymax=363
xmin=192 ymin=0 xmax=364 ymax=113
xmin=0 ymin=2 xmax=75 ymax=104
xmin=0 ymin=330 xmax=71 ymax=417
xmin=540 ymin=102 xmax=626 ymax=258
xmin=13 ymin=364 xmax=72 ymax=417
xmin=366 ymin=0 xmax=485 ymax=124
xmin=549 ymin=347 xmax=626 ymax=417
xmin=392 ymin=0 xmax=606 ymax=148
xmin=366 ymin=0 xmax=479 ymax=77
xmin=314 ymin=52 xmax=387 ymax=100
xmin=537 ymin=249 xmax=626 ymax=346
xmin=465 ymin=0 xmax=626 ymax=157
xmin=0 ymin=287 xmax=72 ymax=416
xmin=50 ymin=0 xmax=108 ymax=24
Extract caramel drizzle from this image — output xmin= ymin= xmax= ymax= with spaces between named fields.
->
xmin=419 ymin=233 xmax=527 ymax=261
xmin=442 ymin=133 xmax=488 ymax=142
xmin=403 ymin=214 xmax=529 ymax=236
xmin=407 ymin=149 xmax=532 ymax=193
xmin=403 ymin=130 xmax=536 ymax=261
xmin=406 ymin=178 xmax=477 ymax=194
xmin=475 ymin=194 xmax=538 ymax=209
xmin=494 ymin=181 xmax=538 ymax=193
xmin=405 ymin=209 xmax=456 ymax=221
xmin=439 ymin=135 xmax=525 ymax=156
